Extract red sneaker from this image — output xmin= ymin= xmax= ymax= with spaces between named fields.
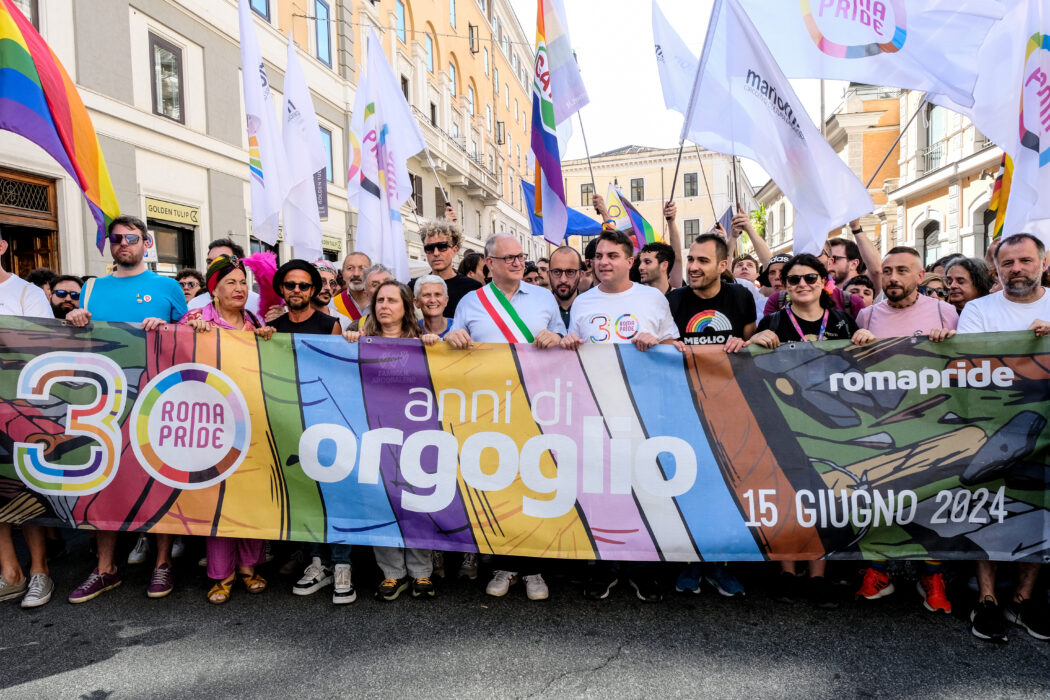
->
xmin=856 ymin=567 xmax=895 ymax=600
xmin=918 ymin=573 xmax=952 ymax=613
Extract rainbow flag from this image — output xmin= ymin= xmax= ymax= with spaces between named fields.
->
xmin=616 ymin=188 xmax=662 ymax=250
xmin=988 ymin=154 xmax=1012 ymax=241
xmin=529 ymin=0 xmax=587 ymax=245
xmin=0 ymin=0 xmax=120 ymax=252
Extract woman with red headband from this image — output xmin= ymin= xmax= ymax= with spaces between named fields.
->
xmin=177 ymin=254 xmax=271 ymax=603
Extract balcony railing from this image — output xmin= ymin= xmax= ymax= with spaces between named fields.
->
xmin=919 ymin=141 xmax=945 ymax=174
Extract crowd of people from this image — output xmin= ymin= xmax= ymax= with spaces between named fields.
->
xmin=0 ymin=201 xmax=1048 ymax=645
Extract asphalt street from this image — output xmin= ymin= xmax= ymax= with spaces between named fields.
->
xmin=2 ymin=538 xmax=1049 ymax=699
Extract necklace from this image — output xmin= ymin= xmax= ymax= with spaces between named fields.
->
xmin=887 ymin=293 xmax=919 ymax=310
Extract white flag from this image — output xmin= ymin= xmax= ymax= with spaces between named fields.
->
xmin=348 ymin=29 xmax=426 ymax=283
xmin=282 ymin=34 xmax=328 ymax=260
xmin=653 ymin=1 xmax=697 ymax=116
xmin=969 ymin=1 xmax=1050 ymax=244
xmin=737 ymin=0 xmax=1005 ymax=109
xmin=676 ymin=0 xmax=873 ymax=256
xmin=239 ymin=0 xmax=288 ymax=245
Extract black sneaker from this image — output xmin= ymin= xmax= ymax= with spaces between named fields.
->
xmin=583 ymin=572 xmax=619 ymax=601
xmin=809 ymin=576 xmax=838 ymax=609
xmin=775 ymin=571 xmax=801 ymax=603
xmin=970 ymin=598 xmax=1008 ymax=642
xmin=1005 ymin=598 xmax=1050 ymax=641
xmin=412 ymin=577 xmax=436 ymax=599
xmin=375 ymin=576 xmax=410 ymax=601
xmin=628 ymin=576 xmax=663 ymax=603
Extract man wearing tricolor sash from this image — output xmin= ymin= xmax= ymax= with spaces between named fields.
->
xmin=330 ymin=252 xmax=370 ymax=331
xmin=447 ymin=234 xmax=566 ymax=348
xmin=447 ymin=233 xmax=566 ymax=601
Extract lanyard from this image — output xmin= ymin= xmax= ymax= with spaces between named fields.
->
xmin=784 ymin=305 xmax=828 ymax=342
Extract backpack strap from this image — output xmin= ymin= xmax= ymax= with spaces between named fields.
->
xmin=81 ymin=277 xmax=97 ymax=312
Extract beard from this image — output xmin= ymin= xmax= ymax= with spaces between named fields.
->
xmin=1004 ymin=274 xmax=1040 ymax=297
xmin=347 ymin=279 xmax=365 ymax=292
xmin=883 ymin=284 xmax=912 ymax=301
xmin=286 ymin=296 xmax=311 ymax=311
xmin=553 ymin=283 xmax=577 ymax=301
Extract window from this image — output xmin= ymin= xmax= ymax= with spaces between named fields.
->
xmin=425 ymin=34 xmax=434 ymax=73
xmin=471 ymin=139 xmax=478 ymax=158
xmin=314 ymin=0 xmax=331 ymax=67
xmin=475 ymin=209 xmax=482 ymax=239
xmin=449 ymin=62 xmax=457 ymax=96
xmin=401 ymin=76 xmax=410 ymax=102
xmin=581 ymin=183 xmax=594 ymax=207
xmin=923 ymin=221 xmax=942 ymax=266
xmin=478 ymin=0 xmax=487 ymax=13
xmin=684 ymin=219 xmax=700 ymax=237
xmin=149 ymin=222 xmax=196 ymax=272
xmin=11 ymin=0 xmax=37 ymax=29
xmin=778 ymin=203 xmax=785 ymax=232
xmin=467 ymin=85 xmax=475 ymax=115
xmin=630 ymin=178 xmax=644 ymax=202
xmin=395 ymin=1 xmax=406 ymax=43
xmin=483 ymin=48 xmax=489 ymax=75
xmin=449 ymin=0 xmax=456 ymax=28
xmin=514 ymin=99 xmax=519 ymax=122
xmin=684 ymin=173 xmax=698 ymax=197
xmin=495 ymin=68 xmax=500 ymax=87
xmin=149 ymin=33 xmax=184 ymax=123
xmin=505 ymin=85 xmax=509 ymax=108
xmin=319 ymin=127 xmax=333 ymax=182
xmin=410 ymin=173 xmax=424 ymax=215
xmin=250 ymin=0 xmax=269 ymax=20
xmin=452 ymin=121 xmax=460 ymax=138
xmin=430 ymin=102 xmax=437 ymax=126
xmin=486 ymin=104 xmax=492 ymax=132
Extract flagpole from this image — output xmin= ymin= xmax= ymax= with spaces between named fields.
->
xmin=866 ymin=94 xmax=927 ymax=189
xmin=577 ymin=112 xmax=598 ymax=197
xmin=731 ymin=156 xmax=740 ymax=212
xmin=422 ymin=147 xmax=451 ymax=208
xmin=694 ymin=145 xmax=717 ymax=218
xmin=673 ymin=0 xmax=723 ymax=204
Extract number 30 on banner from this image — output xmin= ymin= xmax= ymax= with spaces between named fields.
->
xmin=14 ymin=352 xmax=127 ymax=495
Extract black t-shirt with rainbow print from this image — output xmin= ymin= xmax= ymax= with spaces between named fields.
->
xmin=667 ymin=282 xmax=757 ymax=346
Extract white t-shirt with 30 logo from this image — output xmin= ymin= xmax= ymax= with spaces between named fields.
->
xmin=568 ymin=282 xmax=677 ymax=344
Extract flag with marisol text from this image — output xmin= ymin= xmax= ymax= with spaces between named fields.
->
xmin=672 ymin=0 xmax=874 ymax=256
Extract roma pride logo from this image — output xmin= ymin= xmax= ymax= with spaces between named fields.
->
xmin=130 ymin=364 xmax=250 ymax=490
xmin=1020 ymin=32 xmax=1050 ymax=168
xmin=800 ymin=0 xmax=907 ymax=58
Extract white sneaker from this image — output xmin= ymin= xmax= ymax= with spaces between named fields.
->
xmin=170 ymin=536 xmax=185 ymax=559
xmin=486 ymin=570 xmax=518 ymax=597
xmin=293 ymin=557 xmax=332 ymax=596
xmin=332 ymin=564 xmax=356 ymax=605
xmin=127 ymin=535 xmax=149 ymax=565
xmin=20 ymin=573 xmax=54 ymax=608
xmin=458 ymin=553 xmax=478 ymax=580
xmin=524 ymin=574 xmax=549 ymax=601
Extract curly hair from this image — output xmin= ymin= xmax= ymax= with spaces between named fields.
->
xmin=418 ymin=218 xmax=462 ymax=248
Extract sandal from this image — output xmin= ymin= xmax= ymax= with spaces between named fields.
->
xmin=207 ymin=578 xmax=233 ymax=604
xmin=239 ymin=572 xmax=267 ymax=594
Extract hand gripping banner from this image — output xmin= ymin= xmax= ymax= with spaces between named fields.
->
xmin=0 ymin=317 xmax=1047 ymax=563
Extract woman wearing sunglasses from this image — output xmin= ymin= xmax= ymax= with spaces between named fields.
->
xmin=742 ymin=254 xmax=874 ymax=607
xmin=177 ymin=255 xmax=271 ymax=603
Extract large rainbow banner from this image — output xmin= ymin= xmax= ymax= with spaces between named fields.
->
xmin=0 ymin=317 xmax=1047 ymax=563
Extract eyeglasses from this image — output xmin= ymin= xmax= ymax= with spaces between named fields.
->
xmin=549 ymin=268 xmax=579 ymax=278
xmin=282 ymin=281 xmax=315 ymax=292
xmin=179 ymin=280 xmax=200 ymax=289
xmin=489 ymin=253 xmax=526 ymax=265
xmin=423 ymin=241 xmax=452 ymax=254
xmin=108 ymin=232 xmax=142 ymax=246
xmin=825 ymin=254 xmax=847 ymax=264
xmin=52 ymin=290 xmax=81 ymax=300
xmin=319 ymin=279 xmax=337 ymax=289
xmin=786 ymin=273 xmax=821 ymax=286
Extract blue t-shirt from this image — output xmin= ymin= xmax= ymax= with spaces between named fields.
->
xmin=83 ymin=270 xmax=188 ymax=323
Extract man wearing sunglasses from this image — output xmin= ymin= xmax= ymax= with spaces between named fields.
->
xmin=267 ymin=260 xmax=341 ymax=336
xmin=414 ymin=219 xmax=481 ymax=318
xmin=65 ymin=216 xmax=187 ymax=604
xmin=48 ymin=275 xmax=83 ymax=320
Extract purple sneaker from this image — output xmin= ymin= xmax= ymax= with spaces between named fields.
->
xmin=68 ymin=568 xmax=122 ymax=604
xmin=147 ymin=563 xmax=174 ymax=598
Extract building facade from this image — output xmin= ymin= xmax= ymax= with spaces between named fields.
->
xmin=0 ymin=0 xmax=537 ymax=279
xmin=560 ymin=145 xmax=756 ymax=255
